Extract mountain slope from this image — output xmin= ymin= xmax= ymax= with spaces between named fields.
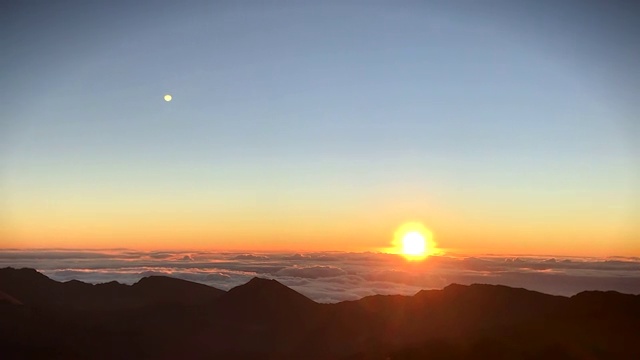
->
xmin=1 ymin=268 xmax=639 ymax=359
xmin=0 ymin=290 xmax=22 ymax=305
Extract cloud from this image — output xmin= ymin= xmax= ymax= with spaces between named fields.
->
xmin=205 ymin=273 xmax=231 ymax=281
xmin=0 ymin=250 xmax=114 ymax=260
xmin=3 ymin=250 xmax=640 ymax=302
xmin=280 ymin=254 xmax=308 ymax=260
xmin=232 ymin=254 xmax=268 ymax=260
xmin=148 ymin=252 xmax=174 ymax=259
xmin=276 ymin=265 xmax=347 ymax=279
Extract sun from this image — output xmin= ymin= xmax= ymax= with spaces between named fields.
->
xmin=389 ymin=222 xmax=438 ymax=260
xmin=402 ymin=232 xmax=426 ymax=255
xmin=164 ymin=94 xmax=172 ymax=102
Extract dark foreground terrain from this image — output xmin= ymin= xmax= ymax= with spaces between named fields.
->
xmin=1 ymin=267 xmax=639 ymax=359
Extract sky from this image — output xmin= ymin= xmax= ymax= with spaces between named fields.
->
xmin=1 ymin=0 xmax=639 ymax=256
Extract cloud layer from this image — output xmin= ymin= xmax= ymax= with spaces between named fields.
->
xmin=1 ymin=250 xmax=639 ymax=302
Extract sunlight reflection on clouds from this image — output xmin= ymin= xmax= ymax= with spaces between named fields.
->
xmin=1 ymin=250 xmax=639 ymax=303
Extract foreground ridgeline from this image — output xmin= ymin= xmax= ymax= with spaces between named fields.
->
xmin=1 ymin=268 xmax=639 ymax=359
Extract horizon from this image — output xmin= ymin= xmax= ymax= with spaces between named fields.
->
xmin=4 ymin=265 xmax=638 ymax=299
xmin=3 ymin=246 xmax=640 ymax=258
xmin=3 ymin=248 xmax=639 ymax=303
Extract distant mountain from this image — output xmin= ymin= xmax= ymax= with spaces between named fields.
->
xmin=132 ymin=275 xmax=225 ymax=306
xmin=0 ymin=267 xmax=225 ymax=310
xmin=219 ymin=277 xmax=317 ymax=313
xmin=1 ymin=267 xmax=639 ymax=359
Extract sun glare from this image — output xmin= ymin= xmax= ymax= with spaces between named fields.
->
xmin=402 ymin=232 xmax=426 ymax=255
xmin=389 ymin=222 xmax=438 ymax=260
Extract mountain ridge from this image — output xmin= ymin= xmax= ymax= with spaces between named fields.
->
xmin=0 ymin=267 xmax=225 ymax=309
xmin=1 ymin=267 xmax=639 ymax=359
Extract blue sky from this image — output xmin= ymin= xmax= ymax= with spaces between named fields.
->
xmin=1 ymin=1 xmax=638 ymax=254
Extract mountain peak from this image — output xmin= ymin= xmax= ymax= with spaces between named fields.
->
xmin=242 ymin=277 xmax=305 ymax=296
xmin=233 ymin=277 xmax=295 ymax=293
xmin=0 ymin=268 xmax=224 ymax=308
xmin=134 ymin=275 xmax=223 ymax=291
xmin=131 ymin=275 xmax=225 ymax=305
xmin=221 ymin=277 xmax=316 ymax=311
xmin=134 ymin=275 xmax=185 ymax=286
xmin=246 ymin=276 xmax=282 ymax=286
xmin=0 ymin=267 xmax=53 ymax=282
xmin=443 ymin=283 xmax=466 ymax=290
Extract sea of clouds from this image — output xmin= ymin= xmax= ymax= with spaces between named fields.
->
xmin=1 ymin=249 xmax=639 ymax=303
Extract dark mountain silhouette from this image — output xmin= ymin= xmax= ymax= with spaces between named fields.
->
xmin=219 ymin=277 xmax=317 ymax=313
xmin=132 ymin=275 xmax=225 ymax=306
xmin=1 ymin=267 xmax=639 ymax=359
xmin=0 ymin=267 xmax=225 ymax=310
xmin=0 ymin=290 xmax=22 ymax=305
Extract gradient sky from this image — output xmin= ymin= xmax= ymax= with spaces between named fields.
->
xmin=1 ymin=1 xmax=638 ymax=255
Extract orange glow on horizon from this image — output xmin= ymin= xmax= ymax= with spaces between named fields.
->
xmin=386 ymin=222 xmax=441 ymax=261
xmin=2 ymin=198 xmax=638 ymax=256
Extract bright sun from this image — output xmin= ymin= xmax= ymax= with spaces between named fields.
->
xmin=402 ymin=232 xmax=426 ymax=255
xmin=389 ymin=222 xmax=438 ymax=260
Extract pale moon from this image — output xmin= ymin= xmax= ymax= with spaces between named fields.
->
xmin=163 ymin=94 xmax=172 ymax=102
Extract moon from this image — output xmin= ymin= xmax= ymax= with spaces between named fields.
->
xmin=164 ymin=94 xmax=172 ymax=102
